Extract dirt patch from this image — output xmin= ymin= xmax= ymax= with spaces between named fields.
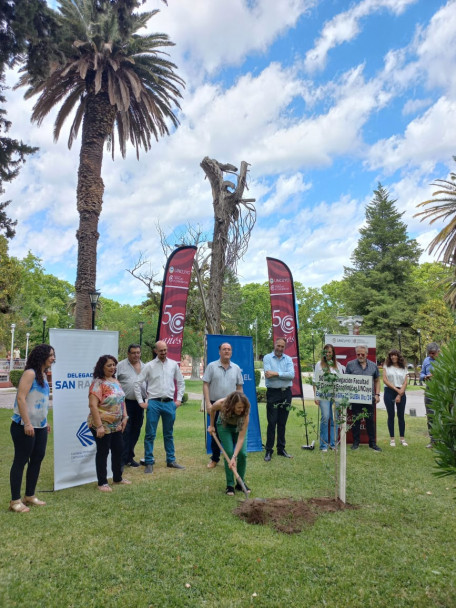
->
xmin=233 ymin=496 xmax=356 ymax=534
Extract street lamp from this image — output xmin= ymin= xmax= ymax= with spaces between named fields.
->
xmin=25 ymin=332 xmax=30 ymax=360
xmin=138 ymin=320 xmax=145 ymax=346
xmin=89 ymin=290 xmax=101 ymax=330
xmin=311 ymin=331 xmax=315 ymax=370
xmin=397 ymin=329 xmax=402 ymax=352
xmin=42 ymin=316 xmax=47 ymax=343
xmin=10 ymin=324 xmax=15 ymax=372
xmin=417 ymin=329 xmax=423 ymax=385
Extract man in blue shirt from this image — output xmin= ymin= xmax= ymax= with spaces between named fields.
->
xmin=345 ymin=344 xmax=381 ymax=452
xmin=263 ymin=337 xmax=295 ymax=461
xmin=420 ymin=342 xmax=440 ymax=448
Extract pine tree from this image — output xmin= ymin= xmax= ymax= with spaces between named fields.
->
xmin=344 ymin=184 xmax=422 ymax=360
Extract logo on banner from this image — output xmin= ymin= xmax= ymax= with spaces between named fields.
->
xmin=76 ymin=421 xmax=95 ymax=447
xmin=162 ymin=304 xmax=184 ymax=334
xmin=272 ymin=309 xmax=294 ymax=334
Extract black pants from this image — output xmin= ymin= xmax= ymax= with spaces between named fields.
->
xmin=424 ymin=393 xmax=434 ymax=441
xmin=90 ymin=429 xmax=123 ymax=486
xmin=384 ymin=386 xmax=406 ymax=437
xmin=351 ymin=399 xmax=376 ymax=444
xmin=265 ymin=387 xmax=292 ymax=453
xmin=10 ymin=421 xmax=48 ymax=501
xmin=209 ymin=407 xmax=221 ymax=462
xmin=122 ymin=399 xmax=145 ymax=465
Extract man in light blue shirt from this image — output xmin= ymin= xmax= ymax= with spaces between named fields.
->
xmin=420 ymin=342 xmax=440 ymax=447
xmin=263 ymin=337 xmax=295 ymax=461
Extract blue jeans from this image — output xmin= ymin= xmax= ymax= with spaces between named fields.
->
xmin=144 ymin=399 xmax=176 ymax=465
xmin=319 ymin=399 xmax=336 ymax=449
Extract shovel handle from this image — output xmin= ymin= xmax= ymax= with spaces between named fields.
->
xmin=209 ymin=430 xmax=249 ymax=497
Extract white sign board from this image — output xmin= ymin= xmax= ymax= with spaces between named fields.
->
xmin=50 ymin=329 xmax=118 ymax=491
xmin=315 ymin=373 xmax=373 ymax=405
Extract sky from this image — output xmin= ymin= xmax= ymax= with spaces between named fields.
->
xmin=4 ymin=0 xmax=456 ymax=305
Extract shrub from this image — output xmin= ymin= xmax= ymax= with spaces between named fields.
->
xmin=253 ymin=360 xmax=263 ymax=370
xmin=426 ymin=339 xmax=456 ymax=480
xmin=254 ymin=369 xmax=261 ymax=387
xmin=256 ymin=387 xmax=267 ymax=402
xmin=9 ymin=370 xmax=24 ymax=388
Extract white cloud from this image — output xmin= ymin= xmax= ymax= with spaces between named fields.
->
xmin=304 ymin=0 xmax=417 ymax=73
xmin=366 ymin=97 xmax=456 ymax=174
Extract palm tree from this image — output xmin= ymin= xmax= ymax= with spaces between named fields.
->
xmin=17 ymin=0 xmax=184 ymax=328
xmin=415 ymin=156 xmax=456 ymax=308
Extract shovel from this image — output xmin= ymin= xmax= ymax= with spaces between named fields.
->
xmin=210 ymin=431 xmax=250 ymax=500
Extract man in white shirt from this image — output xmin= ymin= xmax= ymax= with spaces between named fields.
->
xmin=117 ymin=344 xmax=146 ymax=468
xmin=134 ymin=341 xmax=185 ymax=474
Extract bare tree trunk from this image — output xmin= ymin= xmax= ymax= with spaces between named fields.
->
xmin=74 ymin=94 xmax=116 ymax=329
xmin=191 ymin=356 xmax=201 ymax=379
xmin=200 ymin=157 xmax=255 ymax=334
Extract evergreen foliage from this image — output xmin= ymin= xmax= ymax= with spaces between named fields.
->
xmin=426 ymin=339 xmax=456 ymax=480
xmin=344 ymin=184 xmax=423 ymax=360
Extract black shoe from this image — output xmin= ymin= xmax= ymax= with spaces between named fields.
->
xmin=167 ymin=461 xmax=185 ymax=469
xmin=277 ymin=450 xmax=293 ymax=458
xmin=369 ymin=443 xmax=382 ymax=452
xmin=235 ymin=482 xmax=251 ymax=493
xmin=127 ymin=459 xmax=140 ymax=468
xmin=264 ymin=451 xmax=272 ymax=462
xmin=351 ymin=442 xmax=359 ymax=450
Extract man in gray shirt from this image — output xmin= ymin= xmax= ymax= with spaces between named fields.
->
xmin=117 ymin=344 xmax=146 ymax=468
xmin=203 ymin=342 xmax=243 ymax=468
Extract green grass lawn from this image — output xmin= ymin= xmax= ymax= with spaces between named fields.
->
xmin=1 ymin=401 xmax=455 ymax=608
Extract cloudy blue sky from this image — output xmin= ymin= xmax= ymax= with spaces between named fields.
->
xmin=4 ymin=0 xmax=456 ymax=304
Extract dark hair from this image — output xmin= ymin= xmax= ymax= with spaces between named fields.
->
xmin=25 ymin=344 xmax=55 ymax=387
xmin=128 ymin=344 xmax=141 ymax=353
xmin=219 ymin=342 xmax=232 ymax=351
xmin=93 ymin=355 xmax=118 ymax=379
xmin=320 ymin=343 xmax=336 ymax=369
xmin=222 ymin=391 xmax=250 ymax=418
xmin=385 ymin=349 xmax=406 ymax=369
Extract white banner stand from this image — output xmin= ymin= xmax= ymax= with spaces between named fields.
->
xmin=50 ymin=329 xmax=118 ymax=491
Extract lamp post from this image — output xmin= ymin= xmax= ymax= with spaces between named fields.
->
xmin=397 ymin=329 xmax=402 ymax=352
xmin=42 ymin=315 xmax=47 ymax=343
xmin=10 ymin=324 xmax=15 ymax=372
xmin=25 ymin=332 xmax=30 ymax=360
xmin=417 ymin=329 xmax=423 ymax=385
xmin=311 ymin=331 xmax=315 ymax=370
xmin=138 ymin=320 xmax=145 ymax=346
xmin=89 ymin=290 xmax=101 ymax=330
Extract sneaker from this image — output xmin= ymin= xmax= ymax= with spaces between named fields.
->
xmin=127 ymin=460 xmax=140 ymax=468
xmin=144 ymin=464 xmax=154 ymax=474
xmin=369 ymin=443 xmax=382 ymax=452
xmin=400 ymin=439 xmax=408 ymax=447
xmin=207 ymin=460 xmax=217 ymax=469
xmin=351 ymin=442 xmax=359 ymax=451
xmin=320 ymin=447 xmax=328 ymax=453
xmin=390 ymin=439 xmax=396 ymax=447
xmin=426 ymin=443 xmax=433 ymax=449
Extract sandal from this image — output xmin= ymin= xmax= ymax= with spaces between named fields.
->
xmin=9 ymin=499 xmax=30 ymax=513
xmin=390 ymin=439 xmax=396 ymax=447
xmin=113 ymin=479 xmax=132 ymax=485
xmin=235 ymin=482 xmax=251 ymax=494
xmin=98 ymin=484 xmax=112 ymax=493
xmin=225 ymin=486 xmax=235 ymax=496
xmin=23 ymin=495 xmax=46 ymax=506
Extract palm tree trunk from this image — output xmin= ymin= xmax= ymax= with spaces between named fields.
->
xmin=74 ymin=94 xmax=116 ymax=329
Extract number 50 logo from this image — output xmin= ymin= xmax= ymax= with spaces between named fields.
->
xmin=272 ymin=309 xmax=294 ymax=334
xmin=162 ymin=305 xmax=185 ymax=334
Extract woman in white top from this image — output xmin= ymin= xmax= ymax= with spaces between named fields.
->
xmin=383 ymin=349 xmax=408 ymax=447
xmin=313 ymin=344 xmax=345 ymax=451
